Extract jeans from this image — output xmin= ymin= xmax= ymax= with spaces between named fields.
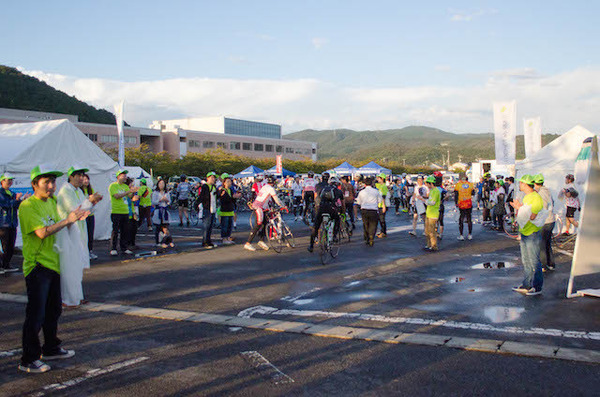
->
xmin=203 ymin=210 xmax=215 ymax=245
xmin=520 ymin=231 xmax=543 ymax=290
xmin=0 ymin=227 xmax=17 ymax=268
xmin=221 ymin=216 xmax=233 ymax=238
xmin=21 ymin=265 xmax=62 ymax=364
xmin=540 ymin=222 xmax=555 ymax=269
xmin=110 ymin=213 xmax=129 ymax=251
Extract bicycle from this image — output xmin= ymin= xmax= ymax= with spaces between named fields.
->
xmin=303 ymin=201 xmax=315 ymax=225
xmin=338 ymin=212 xmax=352 ymax=243
xmin=265 ymin=207 xmax=295 ymax=253
xmin=318 ymin=213 xmax=339 ymax=265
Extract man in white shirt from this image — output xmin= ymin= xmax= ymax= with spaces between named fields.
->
xmin=356 ymin=177 xmax=384 ymax=246
xmin=409 ymin=175 xmax=429 ymax=236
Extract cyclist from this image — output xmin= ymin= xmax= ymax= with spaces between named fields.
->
xmin=302 ymin=171 xmax=317 ymax=222
xmin=291 ymin=176 xmax=303 ymax=221
xmin=244 ymin=175 xmax=286 ymax=252
xmin=251 ymin=174 xmax=265 ymax=201
xmin=454 ymin=172 xmax=475 ymax=241
xmin=177 ymin=175 xmax=191 ymax=227
xmin=308 ymin=174 xmax=342 ymax=252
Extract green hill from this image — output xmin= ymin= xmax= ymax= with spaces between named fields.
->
xmin=285 ymin=126 xmax=559 ymax=166
xmin=0 ymin=65 xmax=116 ymax=124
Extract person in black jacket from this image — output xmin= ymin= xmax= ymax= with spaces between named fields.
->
xmin=0 ymin=173 xmax=29 ymax=273
xmin=218 ymin=177 xmax=240 ymax=244
xmin=198 ymin=172 xmax=218 ymax=248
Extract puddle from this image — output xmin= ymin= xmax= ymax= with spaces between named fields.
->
xmin=135 ymin=251 xmax=158 ymax=258
xmin=288 ymin=290 xmax=395 ymax=309
xmin=293 ymin=299 xmax=315 ymax=305
xmin=484 ymin=306 xmax=525 ymax=323
xmin=345 ymin=281 xmax=361 ymax=287
xmin=471 ymin=261 xmax=516 ymax=269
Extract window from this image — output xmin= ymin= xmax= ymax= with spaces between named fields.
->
xmin=312 ymin=148 xmax=316 ymax=154
xmin=86 ymin=133 xmax=98 ymax=142
xmin=276 ymin=145 xmax=283 ymax=153
xmin=100 ymin=135 xmax=118 ymax=143
xmin=254 ymin=143 xmax=264 ymax=151
xmin=217 ymin=142 xmax=227 ymax=149
xmin=203 ymin=141 xmax=215 ymax=148
xmin=125 ymin=136 xmax=137 ymax=144
xmin=286 ymin=147 xmax=294 ymax=153
xmin=179 ymin=137 xmax=186 ymax=142
xmin=295 ymin=148 xmax=302 ymax=154
xmin=265 ymin=144 xmax=274 ymax=152
xmin=242 ymin=142 xmax=252 ymax=151
xmin=230 ymin=142 xmax=241 ymax=150
xmin=189 ymin=140 xmax=200 ymax=148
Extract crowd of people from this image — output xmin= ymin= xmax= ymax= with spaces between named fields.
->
xmin=0 ymin=162 xmax=583 ymax=373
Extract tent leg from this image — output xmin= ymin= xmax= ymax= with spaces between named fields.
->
xmin=566 ymin=274 xmax=582 ymax=298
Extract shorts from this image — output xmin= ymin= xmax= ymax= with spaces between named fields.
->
xmin=566 ymin=206 xmax=577 ymax=218
xmin=178 ymin=199 xmax=189 ymax=208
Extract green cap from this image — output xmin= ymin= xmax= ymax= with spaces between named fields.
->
xmin=426 ymin=175 xmax=436 ymax=183
xmin=140 ymin=178 xmax=147 ymax=185
xmin=0 ymin=172 xmax=15 ymax=181
xmin=533 ymin=173 xmax=544 ymax=184
xmin=30 ymin=165 xmax=63 ymax=181
xmin=519 ymin=174 xmax=535 ymax=185
xmin=378 ymin=173 xmax=387 ymax=179
xmin=221 ymin=172 xmax=230 ymax=179
xmin=207 ymin=171 xmax=217 ymax=178
xmin=484 ymin=172 xmax=491 ymax=178
xmin=67 ymin=165 xmax=89 ymax=177
xmin=116 ymin=169 xmax=128 ymax=177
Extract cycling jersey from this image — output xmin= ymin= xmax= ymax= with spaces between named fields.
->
xmin=455 ymin=181 xmax=474 ymax=209
xmin=253 ymin=184 xmax=283 ymax=210
xmin=303 ymin=178 xmax=317 ymax=192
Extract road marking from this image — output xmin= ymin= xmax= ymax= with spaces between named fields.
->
xmin=237 ymin=305 xmax=600 ymax=341
xmin=0 ymin=348 xmax=22 ymax=358
xmin=240 ymin=351 xmax=294 ymax=385
xmin=1 ymin=293 xmax=598 ymax=364
xmin=281 ymin=287 xmax=322 ymax=303
xmin=27 ymin=357 xmax=149 ymax=396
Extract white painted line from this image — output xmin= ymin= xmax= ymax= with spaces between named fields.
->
xmin=0 ymin=348 xmax=22 ymax=358
xmin=281 ymin=287 xmax=322 ymax=303
xmin=237 ymin=306 xmax=600 ymax=341
xmin=27 ymin=357 xmax=149 ymax=396
xmin=240 ymin=351 xmax=294 ymax=385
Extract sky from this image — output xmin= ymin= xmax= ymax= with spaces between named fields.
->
xmin=2 ymin=0 xmax=600 ymax=134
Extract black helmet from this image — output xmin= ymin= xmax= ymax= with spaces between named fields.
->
xmin=265 ymin=175 xmax=276 ymax=184
xmin=180 ymin=174 xmax=186 ymax=181
xmin=322 ymin=172 xmax=330 ymax=182
xmin=308 ymin=171 xmax=314 ymax=177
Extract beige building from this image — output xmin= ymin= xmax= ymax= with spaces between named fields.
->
xmin=0 ymin=108 xmax=317 ymax=161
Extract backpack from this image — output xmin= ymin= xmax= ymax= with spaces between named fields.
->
xmin=320 ymin=185 xmax=335 ymax=202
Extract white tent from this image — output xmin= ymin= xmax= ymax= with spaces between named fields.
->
xmin=515 ymin=125 xmax=597 ymax=216
xmin=0 ymin=119 xmax=119 ymax=240
xmin=124 ymin=166 xmax=154 ymax=188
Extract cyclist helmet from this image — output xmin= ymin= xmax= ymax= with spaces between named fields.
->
xmin=180 ymin=174 xmax=186 ymax=181
xmin=256 ymin=173 xmax=264 ymax=180
xmin=307 ymin=171 xmax=314 ymax=177
xmin=565 ymin=173 xmax=574 ymax=182
xmin=329 ymin=176 xmax=339 ymax=185
xmin=322 ymin=172 xmax=330 ymax=183
xmin=433 ymin=171 xmax=443 ymax=178
xmin=265 ymin=175 xmax=276 ymax=184
xmin=402 ymin=173 xmax=407 ymax=178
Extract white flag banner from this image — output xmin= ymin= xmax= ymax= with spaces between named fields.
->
xmin=523 ymin=117 xmax=542 ymax=158
xmin=114 ymin=100 xmax=125 ymax=168
xmin=493 ymin=101 xmax=517 ymax=165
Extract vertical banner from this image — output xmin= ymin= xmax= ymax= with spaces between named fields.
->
xmin=114 ymin=100 xmax=125 ymax=168
xmin=276 ymin=155 xmax=282 ymax=174
xmin=493 ymin=101 xmax=517 ymax=165
xmin=523 ymin=117 xmax=542 ymax=158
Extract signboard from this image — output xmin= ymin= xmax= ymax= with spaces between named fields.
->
xmin=276 ymin=155 xmax=282 ymax=174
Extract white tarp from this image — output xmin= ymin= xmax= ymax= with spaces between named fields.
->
xmin=515 ymin=125 xmax=596 ymax=217
xmin=0 ymin=119 xmax=119 ymax=241
xmin=493 ymin=101 xmax=517 ymax=166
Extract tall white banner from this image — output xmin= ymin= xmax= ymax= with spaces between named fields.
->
xmin=493 ymin=101 xmax=517 ymax=165
xmin=523 ymin=117 xmax=542 ymax=158
xmin=114 ymin=101 xmax=125 ymax=168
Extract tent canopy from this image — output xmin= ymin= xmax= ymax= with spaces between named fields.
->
xmin=266 ymin=166 xmax=296 ymax=177
xmin=326 ymin=161 xmax=358 ymax=176
xmin=0 ymin=119 xmax=119 ymax=240
xmin=124 ymin=166 xmax=153 ymax=188
xmin=357 ymin=161 xmax=392 ymax=176
xmin=233 ymin=165 xmax=263 ymax=178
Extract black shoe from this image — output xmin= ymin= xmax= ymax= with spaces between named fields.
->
xmin=18 ymin=360 xmax=51 ymax=373
xmin=186 ymin=221 xmax=190 ymax=227
xmin=179 ymin=222 xmax=183 ymax=227
xmin=203 ymin=243 xmax=216 ymax=249
xmin=307 ymin=245 xmax=314 ymax=253
xmin=42 ymin=347 xmax=75 ymax=361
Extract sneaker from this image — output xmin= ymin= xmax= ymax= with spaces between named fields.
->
xmin=18 ymin=360 xmax=51 ymax=373
xmin=258 ymin=241 xmax=269 ymax=251
xmin=3 ymin=266 xmax=19 ymax=273
xmin=0 ymin=269 xmax=4 ymax=275
xmin=89 ymin=252 xmax=98 ymax=260
xmin=203 ymin=243 xmax=216 ymax=249
xmin=408 ymin=231 xmax=416 ymax=236
xmin=148 ymin=226 xmax=153 ymax=232
xmin=525 ymin=288 xmax=542 ymax=296
xmin=467 ymin=234 xmax=472 ymax=240
xmin=42 ymin=347 xmax=75 ymax=361
xmin=244 ymin=243 xmax=256 ymax=251
xmin=124 ymin=249 xmax=134 ymax=255
xmin=457 ymin=235 xmax=465 ymax=241
xmin=156 ymin=243 xmax=163 ymax=247
xmin=110 ymin=250 xmax=118 ymax=256
xmin=307 ymin=245 xmax=314 ymax=253
xmin=512 ymin=285 xmax=529 ymax=293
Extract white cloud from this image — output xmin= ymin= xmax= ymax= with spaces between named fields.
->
xmin=449 ymin=8 xmax=498 ymax=22
xmin=311 ymin=37 xmax=329 ymax=50
xmin=20 ymin=66 xmax=600 ymax=134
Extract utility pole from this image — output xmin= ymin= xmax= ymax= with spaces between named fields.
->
xmin=447 ymin=150 xmax=450 ymax=169
xmin=402 ymin=159 xmax=406 ymax=166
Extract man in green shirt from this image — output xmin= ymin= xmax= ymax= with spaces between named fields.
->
xmin=109 ymin=169 xmax=138 ymax=256
xmin=510 ymin=174 xmax=544 ymax=296
xmin=18 ymin=165 xmax=88 ymax=373
xmin=375 ymin=173 xmax=388 ymax=238
xmin=419 ymin=175 xmax=440 ymax=251
xmin=137 ymin=178 xmax=153 ymax=232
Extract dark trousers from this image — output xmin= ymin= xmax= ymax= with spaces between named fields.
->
xmin=540 ymin=222 xmax=555 ymax=269
xmin=139 ymin=206 xmax=152 ymax=228
xmin=110 ymin=214 xmax=129 ymax=251
xmin=361 ymin=209 xmax=379 ymax=244
xmin=310 ymin=206 xmax=339 ymax=245
xmin=203 ymin=210 xmax=215 ymax=245
xmin=378 ymin=208 xmax=387 ymax=235
xmin=293 ymin=196 xmax=302 ymax=216
xmin=345 ymin=202 xmax=355 ymax=224
xmin=0 ymin=227 xmax=17 ymax=268
xmin=458 ymin=208 xmax=473 ymax=235
xmin=127 ymin=218 xmax=138 ymax=247
xmin=85 ymin=216 xmax=95 ymax=252
xmin=221 ymin=216 xmax=233 ymax=238
xmin=394 ymin=197 xmax=401 ymax=213
xmin=21 ymin=265 xmax=62 ymax=364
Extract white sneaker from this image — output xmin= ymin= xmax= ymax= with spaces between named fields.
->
xmin=89 ymin=252 xmax=98 ymax=260
xmin=244 ymin=243 xmax=256 ymax=251
xmin=457 ymin=235 xmax=465 ymax=241
xmin=467 ymin=234 xmax=473 ymax=240
xmin=258 ymin=241 xmax=270 ymax=251
xmin=156 ymin=244 xmax=163 ymax=247
xmin=110 ymin=250 xmax=118 ymax=256
xmin=124 ymin=249 xmax=134 ymax=255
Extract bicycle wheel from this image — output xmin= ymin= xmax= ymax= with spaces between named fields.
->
xmin=319 ymin=225 xmax=331 ymax=265
xmin=190 ymin=208 xmax=199 ymax=226
xmin=267 ymin=223 xmax=284 ymax=253
xmin=282 ymin=222 xmax=295 ymax=248
xmin=330 ymin=227 xmax=340 ymax=259
xmin=503 ymin=215 xmax=519 ymax=239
